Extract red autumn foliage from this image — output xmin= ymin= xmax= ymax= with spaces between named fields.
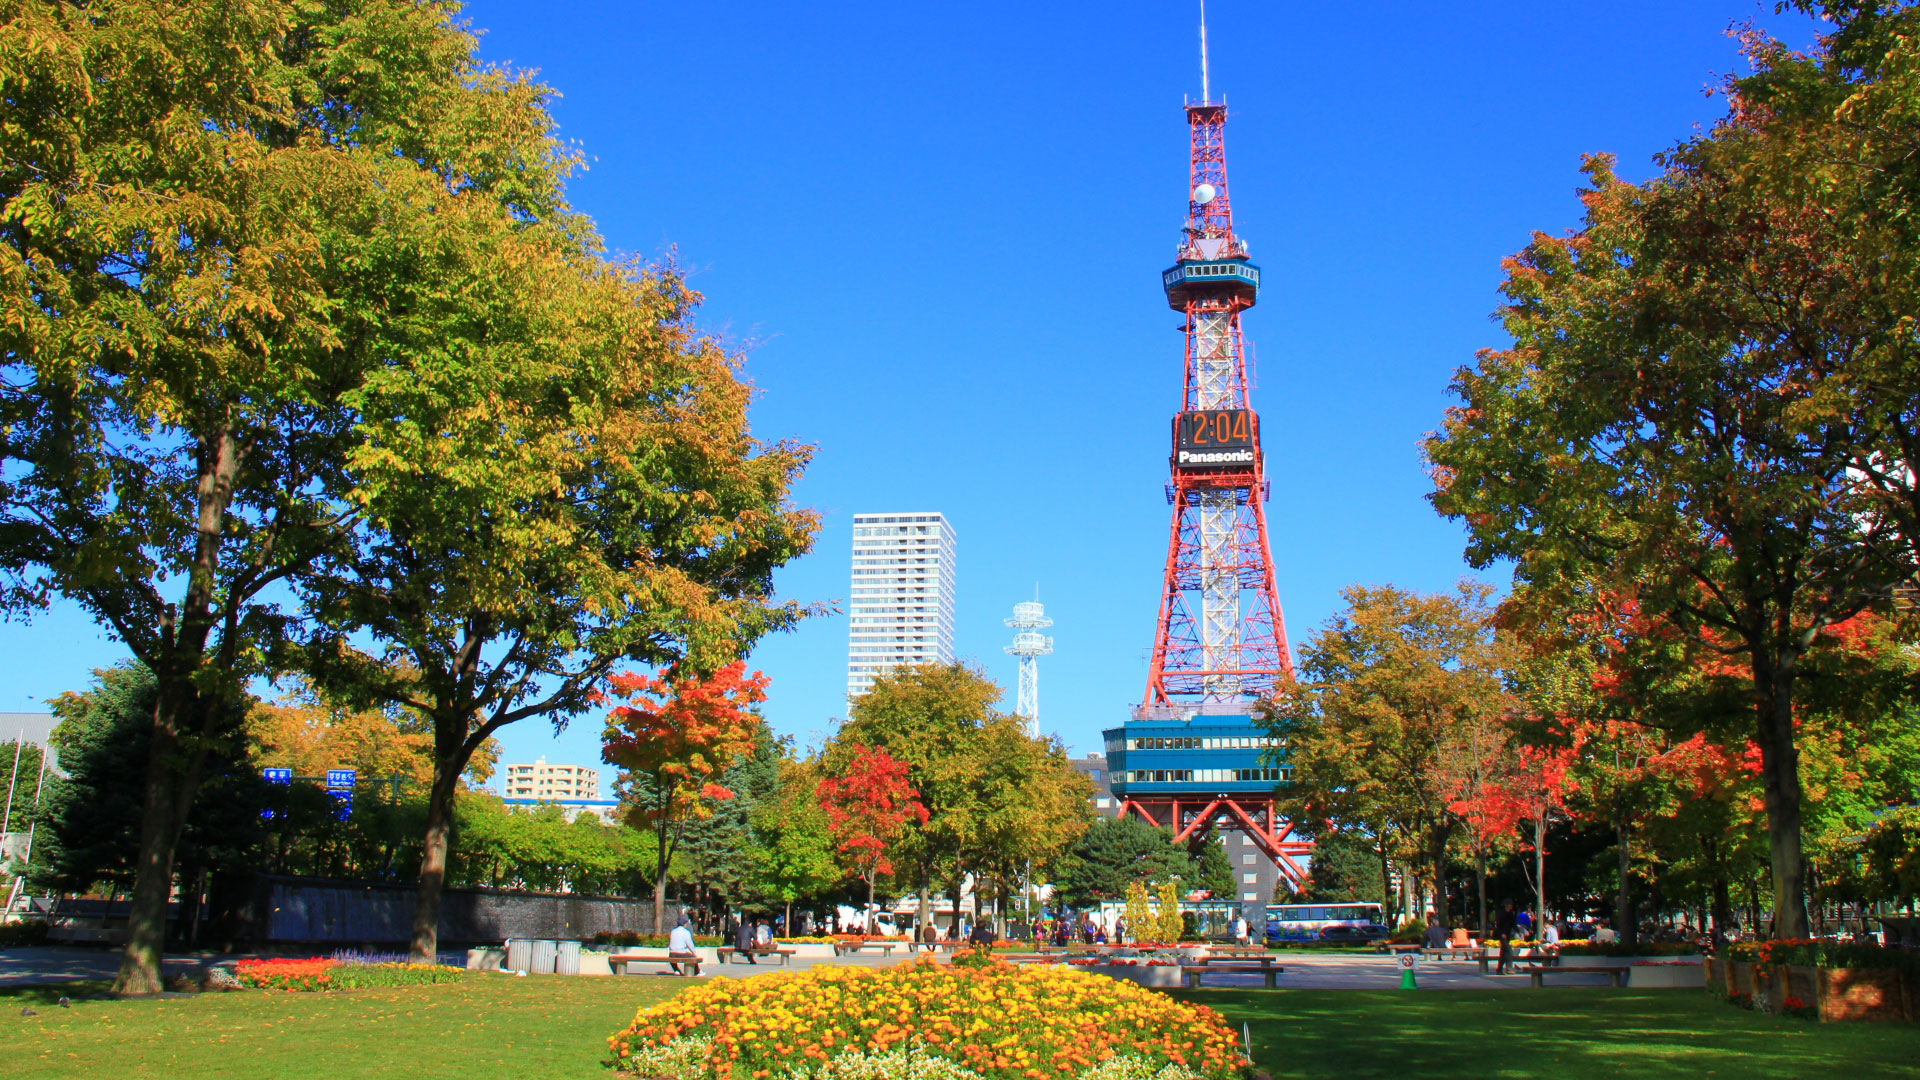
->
xmin=817 ymin=744 xmax=928 ymax=887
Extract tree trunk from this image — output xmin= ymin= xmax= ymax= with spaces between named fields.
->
xmin=1753 ymin=664 xmax=1809 ymax=938
xmin=1377 ymin=842 xmax=1394 ymax=925
xmin=1616 ymin=816 xmax=1635 ymax=948
xmin=1475 ymin=848 xmax=1488 ymax=934
xmin=865 ymin=868 xmax=877 ymax=932
xmin=409 ymin=764 xmax=460 ymax=964
xmin=1705 ymin=833 xmax=1734 ymax=944
xmin=1428 ymin=823 xmax=1452 ymax=930
xmin=114 ymin=427 xmax=242 ymax=995
xmin=1532 ymin=811 xmax=1547 ymax=938
xmin=115 ymin=703 xmax=189 ymax=995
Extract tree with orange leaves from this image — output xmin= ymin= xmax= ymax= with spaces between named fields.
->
xmin=817 ymin=744 xmax=928 ymax=932
xmin=602 ymin=661 xmax=768 ymax=933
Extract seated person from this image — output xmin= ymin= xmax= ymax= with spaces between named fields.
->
xmin=1449 ymin=925 xmax=1473 ymax=948
xmin=668 ymin=917 xmax=699 ymax=976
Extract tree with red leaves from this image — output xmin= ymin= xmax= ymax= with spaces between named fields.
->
xmin=817 ymin=744 xmax=928 ymax=932
xmin=602 ymin=661 xmax=768 ymax=933
xmin=1452 ymin=743 xmax=1575 ymax=940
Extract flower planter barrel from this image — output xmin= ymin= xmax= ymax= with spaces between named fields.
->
xmin=1711 ymin=958 xmax=1917 ymax=1022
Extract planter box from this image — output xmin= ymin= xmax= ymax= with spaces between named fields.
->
xmin=1817 ymin=966 xmax=1909 ymax=1022
xmin=1561 ymin=954 xmax=1702 ymax=969
xmin=778 ymin=943 xmax=838 ymax=959
xmin=1627 ymin=963 xmax=1706 ymax=989
xmin=1727 ymin=960 xmax=1756 ymax=998
xmin=1083 ymin=964 xmax=1182 ymax=989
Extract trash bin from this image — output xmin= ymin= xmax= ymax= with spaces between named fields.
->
xmin=531 ymin=938 xmax=558 ymax=975
xmin=505 ymin=938 xmax=532 ymax=973
xmin=556 ymin=940 xmax=581 ymax=976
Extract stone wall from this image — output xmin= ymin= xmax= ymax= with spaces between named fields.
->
xmin=223 ymin=874 xmax=681 ymax=947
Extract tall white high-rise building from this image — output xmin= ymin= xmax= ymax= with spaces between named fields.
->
xmin=846 ymin=512 xmax=957 ymax=698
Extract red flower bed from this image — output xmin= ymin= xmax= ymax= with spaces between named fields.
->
xmin=237 ymin=957 xmax=337 ymax=992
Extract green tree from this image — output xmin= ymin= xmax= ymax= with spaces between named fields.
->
xmin=1297 ymin=829 xmax=1386 ymax=907
xmin=831 ymin=662 xmax=1004 ymax=930
xmin=1423 ymin=10 xmax=1920 ymax=936
xmin=748 ymin=759 xmax=842 ymax=932
xmin=24 ymin=665 xmax=268 ymax=905
xmin=1186 ymin=829 xmax=1237 ymax=902
xmin=1053 ymin=817 xmax=1190 ymax=909
xmin=0 ymin=0 xmax=444 ymax=992
xmin=1263 ymin=583 xmax=1512 ymax=929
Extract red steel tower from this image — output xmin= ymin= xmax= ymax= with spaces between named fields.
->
xmin=1145 ymin=97 xmax=1292 ymax=706
xmin=1105 ymin=22 xmax=1311 ymax=897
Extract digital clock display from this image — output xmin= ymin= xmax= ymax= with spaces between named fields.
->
xmin=1173 ymin=409 xmax=1258 ymax=470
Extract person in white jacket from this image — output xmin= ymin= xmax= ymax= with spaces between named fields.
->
xmin=668 ymin=917 xmax=698 ymax=976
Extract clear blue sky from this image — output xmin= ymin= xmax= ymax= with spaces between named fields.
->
xmin=0 ymin=1 xmax=1820 ymax=777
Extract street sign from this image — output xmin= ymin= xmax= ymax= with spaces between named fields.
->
xmin=263 ymin=768 xmax=292 ymax=784
xmin=325 ymin=769 xmax=356 ymax=789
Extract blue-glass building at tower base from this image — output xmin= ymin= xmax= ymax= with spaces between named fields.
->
xmin=1103 ymin=704 xmax=1311 ymax=907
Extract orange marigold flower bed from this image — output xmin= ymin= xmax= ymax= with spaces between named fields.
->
xmin=604 ymin=956 xmax=1245 ymax=1080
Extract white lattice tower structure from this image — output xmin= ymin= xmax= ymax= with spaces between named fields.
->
xmin=1004 ymin=600 xmax=1054 ymax=734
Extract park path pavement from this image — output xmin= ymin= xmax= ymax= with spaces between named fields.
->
xmin=685 ymin=948 xmax=1607 ymax=989
xmin=0 ymin=945 xmax=240 ymax=988
xmin=1 ymin=943 xmax=1616 ymax=991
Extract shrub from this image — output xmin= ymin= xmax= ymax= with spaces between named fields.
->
xmin=1558 ymin=940 xmax=1700 ymax=958
xmin=605 ymin=956 xmax=1245 ymax=1080
xmin=591 ymin=931 xmax=724 ymax=948
xmin=0 ymin=920 xmax=50 ymax=948
xmin=1725 ymin=938 xmax=1920 ymax=975
xmin=1726 ymin=991 xmax=1755 ymax=1011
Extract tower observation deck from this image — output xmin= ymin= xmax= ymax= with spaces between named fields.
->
xmin=1101 ymin=8 xmax=1308 ymax=900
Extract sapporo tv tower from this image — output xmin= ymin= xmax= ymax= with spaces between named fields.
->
xmin=1103 ymin=5 xmax=1311 ymax=901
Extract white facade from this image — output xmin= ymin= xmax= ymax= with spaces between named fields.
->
xmin=502 ymin=757 xmax=600 ymax=801
xmin=846 ymin=512 xmax=957 ymax=697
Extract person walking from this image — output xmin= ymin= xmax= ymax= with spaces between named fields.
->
xmin=1233 ymin=913 xmax=1250 ymax=947
xmin=1495 ymin=900 xmax=1519 ymax=975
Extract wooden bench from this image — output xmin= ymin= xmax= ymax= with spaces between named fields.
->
xmin=716 ymin=946 xmax=797 ymax=965
xmin=907 ymin=940 xmax=962 ymax=953
xmin=608 ymin=952 xmax=702 ymax=976
xmin=1421 ymin=945 xmax=1481 ymax=961
xmin=832 ymin=940 xmax=899 ymax=956
xmin=1478 ymin=949 xmax=1555 ymax=974
xmin=1519 ymin=963 xmax=1626 ymax=988
xmin=1181 ymin=963 xmax=1284 ymax=989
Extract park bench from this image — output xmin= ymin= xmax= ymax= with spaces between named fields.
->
xmin=1181 ymin=963 xmax=1284 ymax=989
xmin=906 ymin=940 xmax=962 ymax=953
xmin=1207 ymin=945 xmax=1271 ymax=960
xmin=832 ymin=939 xmax=899 ymax=956
xmin=1421 ymin=945 xmax=1481 ymax=961
xmin=1476 ymin=948 xmax=1557 ymax=975
xmin=608 ymin=952 xmax=703 ymax=977
xmin=1518 ymin=963 xmax=1627 ymax=988
xmin=716 ymin=945 xmax=797 ymax=966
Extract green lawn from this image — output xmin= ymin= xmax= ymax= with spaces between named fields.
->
xmin=1176 ymin=988 xmax=1920 ymax=1080
xmin=2 ymin=972 xmax=685 ymax=1080
xmin=6 ymin=973 xmax=1917 ymax=1079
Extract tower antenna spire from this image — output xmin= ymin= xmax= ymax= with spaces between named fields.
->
xmin=1199 ymin=0 xmax=1211 ymax=104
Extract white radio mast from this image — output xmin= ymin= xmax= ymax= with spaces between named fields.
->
xmin=1004 ymin=597 xmax=1054 ymax=735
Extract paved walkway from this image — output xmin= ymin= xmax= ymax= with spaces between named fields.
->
xmin=0 ymin=946 xmax=240 ymax=988
xmin=1 ymin=944 xmax=1624 ymax=991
